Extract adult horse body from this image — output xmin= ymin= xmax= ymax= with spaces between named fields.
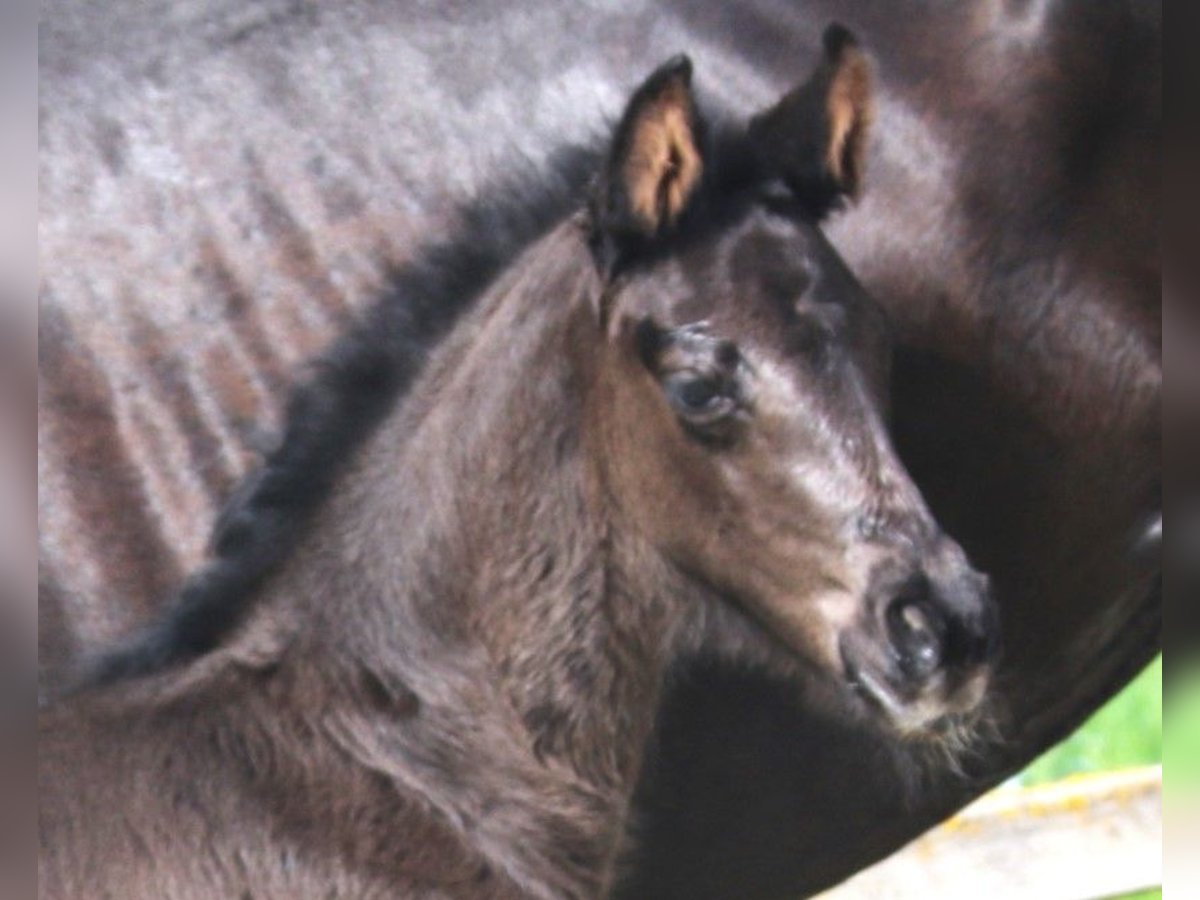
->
xmin=37 ymin=1 xmax=1160 ymax=897
xmin=41 ymin=44 xmax=999 ymax=898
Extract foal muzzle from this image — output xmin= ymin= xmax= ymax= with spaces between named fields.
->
xmin=840 ymin=547 xmax=999 ymax=733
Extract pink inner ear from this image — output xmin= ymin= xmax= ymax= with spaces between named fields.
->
xmin=742 ymin=25 xmax=874 ymax=214
xmin=622 ymin=84 xmax=703 ymax=234
xmin=824 ymin=46 xmax=873 ymax=197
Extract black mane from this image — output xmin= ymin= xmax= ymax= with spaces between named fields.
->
xmin=74 ymin=88 xmax=831 ymax=693
xmin=79 ymin=144 xmax=603 ymax=689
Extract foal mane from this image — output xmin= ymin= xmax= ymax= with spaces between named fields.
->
xmin=72 ymin=60 xmax=847 ymax=695
xmin=77 ymin=144 xmax=603 ymax=691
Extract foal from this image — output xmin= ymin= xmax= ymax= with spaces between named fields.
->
xmin=40 ymin=28 xmax=996 ymax=900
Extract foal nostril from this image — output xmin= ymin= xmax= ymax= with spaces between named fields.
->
xmin=886 ymin=596 xmax=945 ymax=682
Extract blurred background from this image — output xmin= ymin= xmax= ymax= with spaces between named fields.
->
xmin=4 ymin=1 xmax=36 ymax=898
xmin=820 ymin=656 xmax=1166 ymax=899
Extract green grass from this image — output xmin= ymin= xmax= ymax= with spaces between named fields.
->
xmin=1019 ymin=655 xmax=1162 ymax=787
xmin=1164 ymin=658 xmax=1200 ymax=793
xmin=1016 ymin=657 xmax=1162 ymax=900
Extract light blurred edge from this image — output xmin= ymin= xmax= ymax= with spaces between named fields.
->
xmin=815 ymin=766 xmax=1162 ymax=900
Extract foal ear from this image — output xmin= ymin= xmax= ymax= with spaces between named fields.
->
xmin=748 ymin=23 xmax=873 ymax=215
xmin=591 ymin=56 xmax=704 ymax=251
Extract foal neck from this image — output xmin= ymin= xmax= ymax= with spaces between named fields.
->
xmin=249 ymin=222 xmax=686 ymax=895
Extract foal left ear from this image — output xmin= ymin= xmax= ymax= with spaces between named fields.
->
xmin=591 ymin=56 xmax=704 ymax=256
xmin=749 ymin=24 xmax=873 ymax=215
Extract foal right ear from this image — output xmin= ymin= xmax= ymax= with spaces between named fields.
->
xmin=748 ymin=23 xmax=873 ymax=217
xmin=590 ymin=56 xmax=705 ymax=266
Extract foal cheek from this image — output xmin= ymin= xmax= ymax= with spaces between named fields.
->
xmin=596 ymin=389 xmax=723 ymax=552
xmin=707 ymin=464 xmax=844 ymax=597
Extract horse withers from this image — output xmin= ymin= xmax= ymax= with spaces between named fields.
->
xmin=39 ymin=27 xmax=997 ymax=900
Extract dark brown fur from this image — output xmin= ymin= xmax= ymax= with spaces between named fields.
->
xmin=36 ymin=3 xmax=1159 ymax=898
xmin=40 ymin=45 xmax=998 ymax=900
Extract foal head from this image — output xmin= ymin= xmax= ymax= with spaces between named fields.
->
xmin=585 ymin=27 xmax=998 ymax=737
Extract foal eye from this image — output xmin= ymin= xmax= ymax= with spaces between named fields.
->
xmin=676 ymin=376 xmax=720 ymax=410
xmin=664 ymin=371 xmax=738 ymax=424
